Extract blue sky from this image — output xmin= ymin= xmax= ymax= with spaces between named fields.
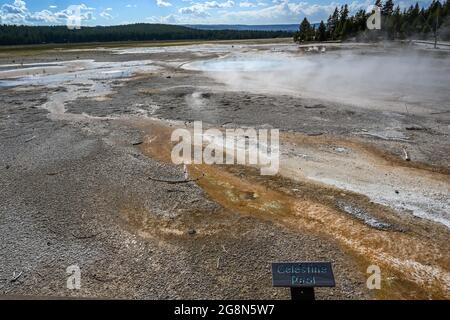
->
xmin=0 ymin=0 xmax=430 ymax=25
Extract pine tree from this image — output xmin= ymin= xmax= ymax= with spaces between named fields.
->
xmin=340 ymin=5 xmax=350 ymax=38
xmin=382 ymin=0 xmax=395 ymax=15
xmin=327 ymin=7 xmax=340 ymax=40
xmin=341 ymin=20 xmax=350 ymax=39
xmin=340 ymin=4 xmax=349 ymax=20
xmin=297 ymin=17 xmax=313 ymax=42
xmin=392 ymin=5 xmax=402 ymax=38
xmin=316 ymin=21 xmax=327 ymax=41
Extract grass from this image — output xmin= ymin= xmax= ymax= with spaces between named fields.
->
xmin=0 ymin=38 xmax=293 ymax=57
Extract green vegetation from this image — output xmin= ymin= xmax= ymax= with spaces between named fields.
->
xmin=294 ymin=0 xmax=450 ymax=42
xmin=0 ymin=23 xmax=292 ymax=46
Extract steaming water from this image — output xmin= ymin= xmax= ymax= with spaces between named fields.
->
xmin=184 ymin=50 xmax=450 ymax=114
xmin=187 ymin=57 xmax=294 ymax=72
xmin=184 ymin=47 xmax=450 ymax=227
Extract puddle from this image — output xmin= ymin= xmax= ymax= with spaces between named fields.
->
xmin=0 ymin=60 xmax=157 ymax=87
xmin=185 ymin=56 xmax=297 ymax=72
xmin=112 ymin=44 xmax=237 ymax=56
xmin=0 ymin=59 xmax=160 ymax=121
xmin=111 ymin=43 xmax=298 ymax=56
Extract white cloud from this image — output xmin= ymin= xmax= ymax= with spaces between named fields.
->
xmin=28 ymin=9 xmax=59 ymax=23
xmin=53 ymin=4 xmax=95 ymax=22
xmin=100 ymin=8 xmax=113 ymax=20
xmin=179 ymin=6 xmax=210 ymax=17
xmin=240 ymin=1 xmax=256 ymax=7
xmin=147 ymin=0 xmax=433 ymax=25
xmin=220 ymin=0 xmax=338 ymax=24
xmin=0 ymin=0 xmax=428 ymax=26
xmin=179 ymin=0 xmax=235 ymax=17
xmin=205 ymin=0 xmax=235 ymax=8
xmin=156 ymin=0 xmax=173 ymax=7
xmin=175 ymin=0 xmax=358 ymax=23
xmin=147 ymin=14 xmax=179 ymax=23
xmin=176 ymin=0 xmax=370 ymax=24
xmin=0 ymin=0 xmax=96 ymax=25
xmin=2 ymin=0 xmax=26 ymax=15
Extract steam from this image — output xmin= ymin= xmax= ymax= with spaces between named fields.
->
xmin=184 ymin=49 xmax=450 ymax=114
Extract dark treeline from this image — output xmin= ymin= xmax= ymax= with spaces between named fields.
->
xmin=0 ymin=23 xmax=292 ymax=46
xmin=294 ymin=0 xmax=450 ymax=42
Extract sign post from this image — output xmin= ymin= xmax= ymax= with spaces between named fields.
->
xmin=271 ymin=262 xmax=335 ymax=300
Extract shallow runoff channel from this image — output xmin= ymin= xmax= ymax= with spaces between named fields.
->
xmin=182 ymin=48 xmax=450 ymax=228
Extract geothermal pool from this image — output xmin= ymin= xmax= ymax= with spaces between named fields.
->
xmin=184 ymin=51 xmax=450 ymax=114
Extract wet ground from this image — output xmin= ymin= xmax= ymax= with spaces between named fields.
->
xmin=0 ymin=39 xmax=449 ymax=299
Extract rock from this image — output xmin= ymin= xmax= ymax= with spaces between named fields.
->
xmin=305 ymin=104 xmax=326 ymax=109
xmin=239 ymin=191 xmax=256 ymax=200
xmin=187 ymin=229 xmax=196 ymax=235
xmin=334 ymin=147 xmax=347 ymax=153
xmin=405 ymin=125 xmax=425 ymax=131
xmin=307 ymin=132 xmax=323 ymax=136
xmin=337 ymin=201 xmax=392 ymax=231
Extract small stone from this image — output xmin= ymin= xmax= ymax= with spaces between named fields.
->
xmin=5 ymin=165 xmax=10 ymax=169
xmin=395 ymin=190 xmax=399 ymax=194
xmin=405 ymin=125 xmax=425 ymax=131
xmin=187 ymin=229 xmax=196 ymax=235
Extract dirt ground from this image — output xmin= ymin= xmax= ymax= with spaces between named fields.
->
xmin=0 ymin=39 xmax=449 ymax=299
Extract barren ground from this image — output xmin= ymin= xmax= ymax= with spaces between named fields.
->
xmin=0 ymin=39 xmax=449 ymax=299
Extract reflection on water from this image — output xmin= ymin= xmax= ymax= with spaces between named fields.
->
xmin=0 ymin=60 xmax=157 ymax=87
xmin=0 ymin=59 xmax=159 ymax=120
xmin=185 ymin=56 xmax=298 ymax=72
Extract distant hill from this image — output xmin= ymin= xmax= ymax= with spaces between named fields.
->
xmin=0 ymin=23 xmax=293 ymax=46
xmin=184 ymin=24 xmax=301 ymax=32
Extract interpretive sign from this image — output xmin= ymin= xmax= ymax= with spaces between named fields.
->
xmin=271 ymin=262 xmax=335 ymax=288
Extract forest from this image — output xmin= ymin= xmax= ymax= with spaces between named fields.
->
xmin=1 ymin=1 xmax=449 ymax=46
xmin=0 ymin=23 xmax=292 ymax=46
xmin=294 ymin=0 xmax=450 ymax=42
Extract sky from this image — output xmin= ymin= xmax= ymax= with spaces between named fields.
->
xmin=0 ymin=0 xmax=431 ymax=26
